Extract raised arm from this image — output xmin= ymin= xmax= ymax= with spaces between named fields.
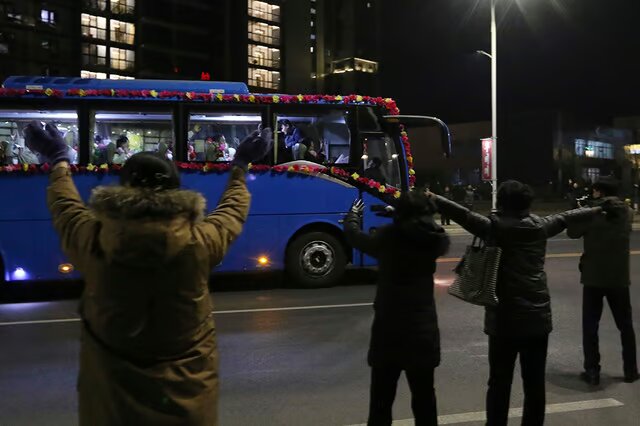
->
xmin=24 ymin=122 xmax=101 ymax=268
xmin=550 ymin=206 xmax=602 ymax=239
xmin=343 ymin=199 xmax=380 ymax=258
xmin=46 ymin=162 xmax=101 ymax=267
xmin=432 ymin=194 xmax=492 ymax=239
xmin=194 ymin=128 xmax=272 ymax=266
xmin=194 ymin=167 xmax=251 ymax=266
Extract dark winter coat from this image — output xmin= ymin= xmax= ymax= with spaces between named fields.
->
xmin=47 ymin=165 xmax=250 ymax=426
xmin=344 ymin=212 xmax=450 ymax=369
xmin=567 ymin=196 xmax=633 ymax=288
xmin=435 ymin=196 xmax=598 ymax=337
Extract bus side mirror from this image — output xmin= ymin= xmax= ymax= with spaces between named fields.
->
xmin=383 ymin=115 xmax=452 ymax=158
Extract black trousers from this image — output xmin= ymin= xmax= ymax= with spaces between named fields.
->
xmin=368 ymin=366 xmax=437 ymax=426
xmin=440 ymin=215 xmax=451 ymax=226
xmin=583 ymin=286 xmax=638 ymax=374
xmin=486 ymin=335 xmax=548 ymax=426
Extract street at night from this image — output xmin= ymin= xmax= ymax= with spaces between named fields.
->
xmin=1 ymin=230 xmax=639 ymax=426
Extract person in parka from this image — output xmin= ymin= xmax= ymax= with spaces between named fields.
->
xmin=24 ymin=121 xmax=272 ymax=426
xmin=427 ymin=180 xmax=601 ymax=426
xmin=344 ymin=192 xmax=450 ymax=426
xmin=567 ymin=177 xmax=639 ymax=385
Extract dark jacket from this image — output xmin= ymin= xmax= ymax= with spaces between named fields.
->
xmin=344 ymin=212 xmax=450 ymax=369
xmin=47 ymin=165 xmax=250 ymax=426
xmin=567 ymin=196 xmax=632 ymax=288
xmin=435 ymin=196 xmax=598 ymax=337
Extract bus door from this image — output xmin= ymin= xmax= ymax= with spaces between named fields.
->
xmin=358 ymin=132 xmax=404 ymax=267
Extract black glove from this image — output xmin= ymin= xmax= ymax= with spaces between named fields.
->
xmin=232 ymin=127 xmax=273 ymax=170
xmin=23 ymin=121 xmax=70 ymax=165
xmin=350 ymin=199 xmax=365 ymax=216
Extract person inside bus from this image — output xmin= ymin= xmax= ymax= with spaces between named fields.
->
xmin=205 ymin=135 xmax=227 ymax=162
xmin=280 ymin=119 xmax=304 ymax=159
xmin=0 ymin=140 xmax=10 ymax=165
xmin=24 ymin=120 xmax=273 ymax=426
xmin=112 ymin=135 xmax=132 ymax=165
xmin=364 ymin=157 xmax=387 ymax=185
xmin=344 ymin=192 xmax=450 ymax=426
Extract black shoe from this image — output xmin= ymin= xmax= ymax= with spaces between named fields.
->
xmin=580 ymin=370 xmax=600 ymax=386
xmin=624 ymin=371 xmax=639 ymax=383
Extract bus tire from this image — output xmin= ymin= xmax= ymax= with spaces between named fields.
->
xmin=286 ymin=231 xmax=346 ymax=288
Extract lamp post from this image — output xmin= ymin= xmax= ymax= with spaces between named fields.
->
xmin=476 ymin=0 xmax=498 ymax=212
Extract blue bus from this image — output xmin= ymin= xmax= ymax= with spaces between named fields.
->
xmin=0 ymin=76 xmax=450 ymax=288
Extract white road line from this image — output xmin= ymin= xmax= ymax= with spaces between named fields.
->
xmin=213 ymin=302 xmax=372 ymax=315
xmin=0 ymin=302 xmax=374 ymax=327
xmin=346 ymin=398 xmax=624 ymax=426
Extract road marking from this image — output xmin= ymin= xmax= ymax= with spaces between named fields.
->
xmin=345 ymin=398 xmax=623 ymax=426
xmin=213 ymin=302 xmax=372 ymax=315
xmin=0 ymin=302 xmax=374 ymax=327
xmin=0 ymin=317 xmax=81 ymax=327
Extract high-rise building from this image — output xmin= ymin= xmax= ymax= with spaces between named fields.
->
xmin=80 ymin=0 xmax=136 ymax=79
xmin=0 ymin=0 xmax=381 ymax=95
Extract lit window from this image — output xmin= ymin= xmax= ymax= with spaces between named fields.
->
xmin=91 ymin=110 xmax=172 ymax=164
xmin=248 ymin=67 xmax=280 ymax=90
xmin=310 ymin=34 xmax=316 ymax=40
xmin=81 ymin=13 xmax=107 ymax=39
xmin=40 ymin=9 xmax=55 ymax=24
xmin=81 ymin=70 xmax=108 ymax=79
xmin=110 ymin=47 xmax=135 ymax=70
xmin=310 ymin=46 xmax=314 ymax=53
xmin=82 ymin=43 xmax=107 ymax=66
xmin=109 ymin=74 xmax=134 ymax=80
xmin=111 ymin=0 xmax=135 ymax=15
xmin=0 ymin=109 xmax=79 ymax=165
xmin=111 ymin=20 xmax=135 ymax=45
xmin=248 ymin=21 xmax=280 ymax=46
xmin=311 ymin=8 xmax=316 ymax=14
xmin=248 ymin=44 xmax=280 ymax=68
xmin=84 ymin=0 xmax=107 ymax=11
xmin=248 ymin=0 xmax=280 ymax=23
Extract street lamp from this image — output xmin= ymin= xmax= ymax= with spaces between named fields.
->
xmin=477 ymin=0 xmax=499 ymax=212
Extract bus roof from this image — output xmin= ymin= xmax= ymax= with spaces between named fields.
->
xmin=1 ymin=76 xmax=250 ymax=95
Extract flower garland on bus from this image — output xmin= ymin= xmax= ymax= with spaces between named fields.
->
xmin=0 ymin=88 xmax=400 ymax=115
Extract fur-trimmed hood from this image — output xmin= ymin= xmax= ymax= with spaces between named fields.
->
xmin=90 ymin=185 xmax=206 ymax=222
xmin=89 ymin=185 xmax=207 ymax=266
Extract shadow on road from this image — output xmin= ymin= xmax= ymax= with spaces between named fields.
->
xmin=547 ymin=367 xmax=619 ymax=393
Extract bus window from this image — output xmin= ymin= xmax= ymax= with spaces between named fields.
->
xmin=92 ymin=111 xmax=174 ymax=165
xmin=362 ymin=134 xmax=402 ymax=189
xmin=275 ymin=110 xmax=351 ymax=166
xmin=0 ymin=109 xmax=79 ymax=165
xmin=187 ymin=112 xmax=263 ymax=162
xmin=357 ymin=106 xmax=382 ymax=132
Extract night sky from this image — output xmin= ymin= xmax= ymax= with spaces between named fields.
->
xmin=380 ymin=0 xmax=640 ymax=123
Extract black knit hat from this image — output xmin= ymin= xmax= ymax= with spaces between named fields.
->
xmin=592 ymin=176 xmax=619 ymax=196
xmin=120 ymin=152 xmax=180 ymax=190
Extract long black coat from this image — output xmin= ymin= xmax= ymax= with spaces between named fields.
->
xmin=344 ymin=212 xmax=450 ymax=369
xmin=567 ymin=196 xmax=633 ymax=288
xmin=435 ymin=196 xmax=598 ymax=337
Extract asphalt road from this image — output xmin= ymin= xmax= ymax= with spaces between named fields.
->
xmin=0 ymin=232 xmax=639 ymax=425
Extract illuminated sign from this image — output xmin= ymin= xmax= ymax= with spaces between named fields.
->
xmin=626 ymin=144 xmax=640 ymax=155
xmin=481 ymin=138 xmax=492 ymax=181
xmin=201 ymin=72 xmax=211 ymax=81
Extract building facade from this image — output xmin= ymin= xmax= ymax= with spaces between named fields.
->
xmin=0 ymin=0 xmax=382 ymax=95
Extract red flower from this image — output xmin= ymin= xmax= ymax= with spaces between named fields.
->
xmin=99 ymin=89 xmax=113 ymax=96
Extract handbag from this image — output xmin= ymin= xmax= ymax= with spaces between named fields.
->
xmin=448 ymin=226 xmax=502 ymax=307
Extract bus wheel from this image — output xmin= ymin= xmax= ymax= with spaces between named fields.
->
xmin=286 ymin=232 xmax=346 ymax=288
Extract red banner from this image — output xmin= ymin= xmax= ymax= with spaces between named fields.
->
xmin=481 ymin=138 xmax=492 ymax=181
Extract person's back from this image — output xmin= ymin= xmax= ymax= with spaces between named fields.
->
xmin=343 ymin=193 xmax=449 ymax=425
xmin=570 ymin=196 xmax=631 ymax=289
xmin=431 ymin=180 xmax=599 ymax=426
xmin=25 ymin=122 xmax=272 ymax=426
